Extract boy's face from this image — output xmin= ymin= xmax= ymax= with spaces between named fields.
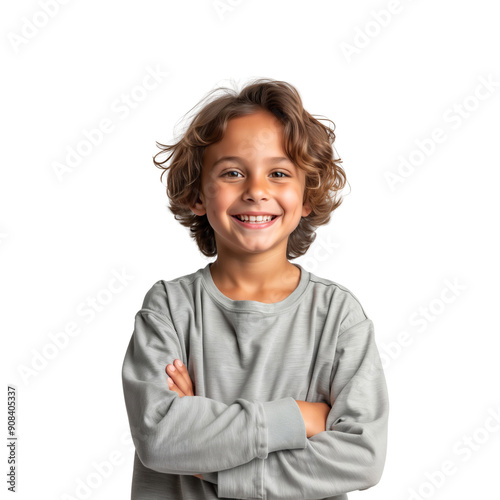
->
xmin=190 ymin=109 xmax=312 ymax=259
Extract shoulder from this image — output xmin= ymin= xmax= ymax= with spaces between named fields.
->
xmin=139 ymin=266 xmax=204 ymax=318
xmin=305 ymin=268 xmax=370 ymax=333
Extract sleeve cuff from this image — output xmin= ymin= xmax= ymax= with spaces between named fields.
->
xmin=202 ymin=471 xmax=218 ymax=484
xmin=261 ymin=397 xmax=307 ymax=453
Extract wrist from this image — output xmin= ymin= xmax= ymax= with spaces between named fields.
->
xmin=294 ymin=400 xmax=310 ymax=437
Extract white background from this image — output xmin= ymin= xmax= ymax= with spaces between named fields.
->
xmin=2 ymin=1 xmax=500 ymax=499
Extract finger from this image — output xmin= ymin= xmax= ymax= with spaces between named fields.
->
xmin=166 ymin=361 xmax=194 ymax=396
xmin=167 ymin=376 xmax=186 ymax=397
xmin=166 ymin=363 xmax=190 ymax=394
xmin=167 ymin=377 xmax=186 ymax=398
xmin=172 ymin=359 xmax=194 ymax=391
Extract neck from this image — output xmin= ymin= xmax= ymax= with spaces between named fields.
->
xmin=209 ymin=252 xmax=299 ymax=295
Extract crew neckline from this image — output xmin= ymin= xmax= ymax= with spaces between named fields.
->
xmin=200 ymin=262 xmax=310 ymax=313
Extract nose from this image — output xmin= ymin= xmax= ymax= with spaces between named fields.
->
xmin=242 ymin=173 xmax=270 ymax=202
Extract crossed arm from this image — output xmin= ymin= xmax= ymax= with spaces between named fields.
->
xmin=123 ymin=309 xmax=388 ymax=498
xmin=165 ymin=358 xmax=331 ymax=481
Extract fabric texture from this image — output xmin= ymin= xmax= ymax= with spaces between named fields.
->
xmin=121 ymin=262 xmax=389 ymax=499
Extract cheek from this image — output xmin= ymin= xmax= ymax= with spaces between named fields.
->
xmin=207 ymin=186 xmax=232 ymax=215
xmin=280 ymin=188 xmax=304 ymax=212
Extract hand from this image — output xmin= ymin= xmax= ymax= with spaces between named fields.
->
xmin=294 ymin=400 xmax=331 ymax=438
xmin=165 ymin=359 xmax=202 ymax=480
xmin=165 ymin=359 xmax=195 ymax=397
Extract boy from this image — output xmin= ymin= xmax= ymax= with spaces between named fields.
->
xmin=121 ymin=78 xmax=389 ymax=499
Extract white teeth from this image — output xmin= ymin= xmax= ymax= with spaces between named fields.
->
xmin=235 ymin=214 xmax=274 ymax=223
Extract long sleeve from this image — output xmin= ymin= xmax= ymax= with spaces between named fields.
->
xmin=212 ymin=318 xmax=389 ymax=499
xmin=121 ymin=307 xmax=308 ymax=476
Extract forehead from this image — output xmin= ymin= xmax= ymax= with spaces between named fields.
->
xmin=204 ymin=110 xmax=285 ymax=163
xmin=223 ymin=109 xmax=283 ymax=141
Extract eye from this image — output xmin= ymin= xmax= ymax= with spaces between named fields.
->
xmin=220 ymin=170 xmax=290 ymax=178
xmin=221 ymin=170 xmax=242 ymax=178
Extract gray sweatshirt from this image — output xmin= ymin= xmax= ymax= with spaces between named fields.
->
xmin=121 ymin=262 xmax=389 ymax=499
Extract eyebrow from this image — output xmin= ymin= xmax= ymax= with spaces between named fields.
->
xmin=211 ymin=156 xmax=292 ymax=169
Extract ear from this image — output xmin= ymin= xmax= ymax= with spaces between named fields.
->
xmin=302 ymin=194 xmax=312 ymax=218
xmin=189 ymin=192 xmax=207 ymax=217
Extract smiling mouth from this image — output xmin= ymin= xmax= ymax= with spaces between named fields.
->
xmin=232 ymin=215 xmax=278 ymax=223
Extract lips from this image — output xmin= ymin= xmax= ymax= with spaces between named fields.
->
xmin=231 ymin=214 xmax=280 ymax=228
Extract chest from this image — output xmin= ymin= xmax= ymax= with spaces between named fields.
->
xmin=185 ymin=309 xmax=337 ymax=405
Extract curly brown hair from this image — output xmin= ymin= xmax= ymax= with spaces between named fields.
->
xmin=153 ymin=77 xmax=348 ymax=259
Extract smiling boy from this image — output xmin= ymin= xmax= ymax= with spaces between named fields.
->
xmin=191 ymin=109 xmax=312 ymax=303
xmin=121 ymin=78 xmax=389 ymax=500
